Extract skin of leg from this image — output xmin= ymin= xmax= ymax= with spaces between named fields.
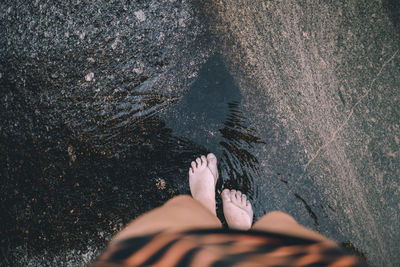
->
xmin=110 ymin=195 xmax=222 ymax=245
xmin=252 ymin=211 xmax=336 ymax=244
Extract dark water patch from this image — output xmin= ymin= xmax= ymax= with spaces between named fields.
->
xmin=0 ymin=32 xmax=246 ymax=265
xmin=162 ymin=56 xmax=267 ymax=198
xmin=162 ymin=55 xmax=241 ymax=148
xmin=1 ymin=65 xmax=273 ymax=260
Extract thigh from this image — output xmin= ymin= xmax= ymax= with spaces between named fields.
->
xmin=111 ymin=195 xmax=222 ymax=244
xmin=252 ymin=211 xmax=335 ymax=244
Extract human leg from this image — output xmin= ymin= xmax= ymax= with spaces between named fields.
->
xmin=110 ymin=195 xmax=221 ymax=244
xmin=111 ymin=153 xmax=221 ymax=244
xmin=221 ymin=188 xmax=335 ymax=243
xmin=252 ymin=211 xmax=335 ymax=243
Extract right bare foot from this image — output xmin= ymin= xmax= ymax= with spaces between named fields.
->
xmin=221 ymin=189 xmax=253 ymax=230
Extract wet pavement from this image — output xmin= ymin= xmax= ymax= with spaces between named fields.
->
xmin=1 ymin=0 xmax=399 ymax=266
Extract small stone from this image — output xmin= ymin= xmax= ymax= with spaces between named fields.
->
xmin=157 ymin=32 xmax=165 ymax=42
xmin=111 ymin=38 xmax=120 ymax=50
xmin=133 ymin=67 xmax=143 ymax=74
xmin=134 ymin=10 xmax=146 ymax=22
xmin=79 ymin=32 xmax=86 ymax=40
xmin=155 ymin=178 xmax=166 ymax=190
xmin=188 ymin=72 xmax=197 ymax=78
xmin=85 ymin=72 xmax=94 ymax=82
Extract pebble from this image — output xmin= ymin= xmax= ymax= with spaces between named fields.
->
xmin=155 ymin=178 xmax=166 ymax=190
xmin=134 ymin=10 xmax=146 ymax=22
xmin=79 ymin=32 xmax=86 ymax=40
xmin=85 ymin=72 xmax=94 ymax=82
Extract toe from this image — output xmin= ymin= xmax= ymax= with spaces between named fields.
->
xmin=246 ymin=200 xmax=253 ymax=212
xmin=235 ymin=190 xmax=242 ymax=200
xmin=196 ymin=157 xmax=202 ymax=166
xmin=201 ymin=155 xmax=207 ymax=165
xmin=230 ymin=190 xmax=238 ymax=201
xmin=189 ymin=167 xmax=193 ymax=174
xmin=221 ymin=189 xmax=231 ymax=201
xmin=241 ymin=194 xmax=247 ymax=205
xmin=229 ymin=189 xmax=236 ymax=196
xmin=207 ymin=153 xmax=217 ymax=163
xmin=191 ymin=161 xmax=197 ymax=169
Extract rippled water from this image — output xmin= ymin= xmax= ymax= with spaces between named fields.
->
xmin=0 ymin=55 xmax=273 ymax=265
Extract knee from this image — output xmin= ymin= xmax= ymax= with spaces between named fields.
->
xmin=263 ymin=211 xmax=297 ymax=225
xmin=164 ymin=195 xmax=194 ymax=206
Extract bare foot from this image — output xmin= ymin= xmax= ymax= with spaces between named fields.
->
xmin=221 ymin=189 xmax=253 ymax=230
xmin=189 ymin=155 xmax=218 ymax=215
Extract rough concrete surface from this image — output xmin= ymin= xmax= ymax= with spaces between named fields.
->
xmin=1 ymin=0 xmax=399 ymax=266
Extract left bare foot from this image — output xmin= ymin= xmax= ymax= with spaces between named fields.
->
xmin=189 ymin=155 xmax=218 ymax=215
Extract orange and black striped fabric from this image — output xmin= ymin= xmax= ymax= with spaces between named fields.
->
xmin=92 ymin=229 xmax=367 ymax=267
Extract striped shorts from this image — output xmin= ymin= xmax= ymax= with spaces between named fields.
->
xmin=92 ymin=228 xmax=367 ymax=267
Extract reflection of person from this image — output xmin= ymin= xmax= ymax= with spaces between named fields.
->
xmin=92 ymin=154 xmax=366 ymax=267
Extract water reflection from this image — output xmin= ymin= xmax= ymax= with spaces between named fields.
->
xmin=219 ymin=101 xmax=265 ymax=197
xmin=161 ymin=55 xmax=267 ymax=198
